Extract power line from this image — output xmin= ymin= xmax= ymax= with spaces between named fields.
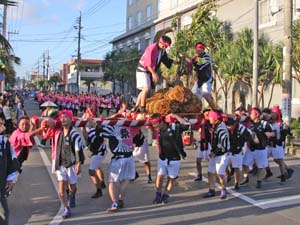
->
xmin=83 ymin=0 xmax=112 ymax=18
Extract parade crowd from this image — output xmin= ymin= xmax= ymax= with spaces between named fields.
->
xmin=22 ymin=91 xmax=294 ymax=220
xmin=0 ymin=36 xmax=295 ymax=224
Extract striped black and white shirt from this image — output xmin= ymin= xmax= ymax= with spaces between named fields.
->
xmin=211 ymin=121 xmax=230 ymax=156
xmin=87 ymin=127 xmax=106 ymax=156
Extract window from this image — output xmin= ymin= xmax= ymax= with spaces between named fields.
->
xmin=136 ymin=11 xmax=142 ymax=26
xmin=171 ymin=0 xmax=178 ymax=9
xmin=128 ymin=16 xmax=133 ymax=30
xmin=294 ymin=0 xmax=300 ymax=19
xmin=128 ymin=0 xmax=133 ymax=6
xmin=135 ymin=42 xmax=141 ymax=51
xmin=146 ymin=5 xmax=152 ymax=21
xmin=259 ymin=0 xmax=277 ymax=27
xmin=145 ymin=38 xmax=151 ymax=47
xmin=127 ymin=40 xmax=132 ymax=49
xmin=182 ymin=16 xmax=192 ymax=29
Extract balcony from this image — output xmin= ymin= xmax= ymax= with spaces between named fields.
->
xmin=80 ymin=71 xmax=104 ymax=80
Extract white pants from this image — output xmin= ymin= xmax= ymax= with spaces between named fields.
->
xmin=56 ymin=165 xmax=79 ymax=184
xmin=191 ymin=76 xmax=213 ymax=98
xmin=271 ymin=145 xmax=285 ymax=159
xmin=109 ymin=156 xmax=135 ymax=182
xmin=196 ymin=144 xmax=211 ymax=161
xmin=243 ymin=148 xmax=268 ymax=168
xmin=133 ymin=140 xmax=150 ymax=163
xmin=89 ymin=154 xmax=107 ymax=170
xmin=157 ymin=158 xmax=181 ymax=179
xmin=136 ymin=71 xmax=150 ymax=90
xmin=230 ymin=152 xmax=243 ymax=170
xmin=208 ymin=154 xmax=230 ymax=175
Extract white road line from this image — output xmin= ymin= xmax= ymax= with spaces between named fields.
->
xmin=256 ymin=195 xmax=300 ymax=209
xmin=35 ymin=137 xmax=63 ymax=225
xmin=188 ymin=172 xmax=300 ymax=209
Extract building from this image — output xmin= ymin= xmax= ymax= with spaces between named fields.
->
xmin=59 ymin=63 xmax=69 ymax=92
xmin=30 ymin=72 xmax=44 ymax=82
xmin=112 ymin=0 xmax=300 ymax=115
xmin=112 ymin=0 xmax=159 ymax=52
xmin=66 ymin=59 xmax=107 ymax=93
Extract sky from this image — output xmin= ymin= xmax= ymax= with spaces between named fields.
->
xmin=5 ymin=0 xmax=126 ymax=79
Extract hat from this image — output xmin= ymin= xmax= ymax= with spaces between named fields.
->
xmin=250 ymin=107 xmax=261 ymax=116
xmin=208 ymin=110 xmax=221 ymax=120
xmin=195 ymin=42 xmax=206 ymax=51
xmin=59 ymin=110 xmax=73 ymax=120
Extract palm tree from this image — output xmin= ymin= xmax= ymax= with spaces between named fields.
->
xmin=0 ymin=1 xmax=19 ymax=88
xmin=103 ymin=49 xmax=140 ymax=94
xmin=292 ymin=19 xmax=300 ymax=83
xmin=49 ymin=75 xmax=62 ymax=91
xmin=83 ymin=79 xmax=95 ymax=93
xmin=0 ymin=1 xmax=17 ymax=54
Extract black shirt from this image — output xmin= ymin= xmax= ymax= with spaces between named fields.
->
xmin=59 ymin=134 xmax=74 ymax=168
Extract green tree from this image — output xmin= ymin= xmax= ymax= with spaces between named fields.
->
xmin=168 ymin=0 xmax=233 ymax=109
xmin=49 ymin=75 xmax=62 ymax=91
xmin=83 ymin=79 xmax=95 ymax=93
xmin=222 ymin=28 xmax=283 ymax=109
xmin=0 ymin=1 xmax=20 ymax=88
xmin=26 ymin=82 xmax=36 ymax=89
xmin=103 ymin=48 xmax=140 ymax=94
xmin=167 ymin=0 xmax=219 ymax=88
xmin=292 ymin=19 xmax=300 ymax=83
xmin=37 ymin=80 xmax=45 ymax=90
xmin=257 ymin=38 xmax=283 ymax=108
xmin=266 ymin=44 xmax=283 ymax=107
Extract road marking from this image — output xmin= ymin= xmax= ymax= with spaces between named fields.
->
xmin=189 ymin=172 xmax=300 ymax=209
xmin=256 ymin=195 xmax=300 ymax=209
xmin=35 ymin=137 xmax=64 ymax=225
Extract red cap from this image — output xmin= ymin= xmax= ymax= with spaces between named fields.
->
xmin=59 ymin=110 xmax=73 ymax=120
xmin=250 ymin=108 xmax=260 ymax=116
xmin=195 ymin=43 xmax=205 ymax=51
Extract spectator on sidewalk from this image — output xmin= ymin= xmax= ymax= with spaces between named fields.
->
xmin=0 ymin=117 xmax=20 ymax=225
xmin=9 ymin=116 xmax=46 ymax=173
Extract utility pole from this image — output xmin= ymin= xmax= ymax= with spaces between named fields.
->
xmin=1 ymin=4 xmax=7 ymax=93
xmin=252 ymin=0 xmax=259 ymax=108
xmin=282 ymin=0 xmax=293 ymax=125
xmin=37 ymin=60 xmax=40 ymax=80
xmin=46 ymin=50 xmax=50 ymax=80
xmin=43 ymin=53 xmax=46 ymax=81
xmin=75 ymin=12 xmax=82 ymax=93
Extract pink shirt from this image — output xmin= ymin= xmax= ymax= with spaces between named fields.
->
xmin=9 ymin=129 xmax=34 ymax=159
xmin=140 ymin=43 xmax=160 ymax=70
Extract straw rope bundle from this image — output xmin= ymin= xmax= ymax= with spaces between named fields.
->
xmin=145 ymin=85 xmax=202 ymax=114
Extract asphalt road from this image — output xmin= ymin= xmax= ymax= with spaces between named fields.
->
xmin=8 ymin=98 xmax=300 ymax=225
